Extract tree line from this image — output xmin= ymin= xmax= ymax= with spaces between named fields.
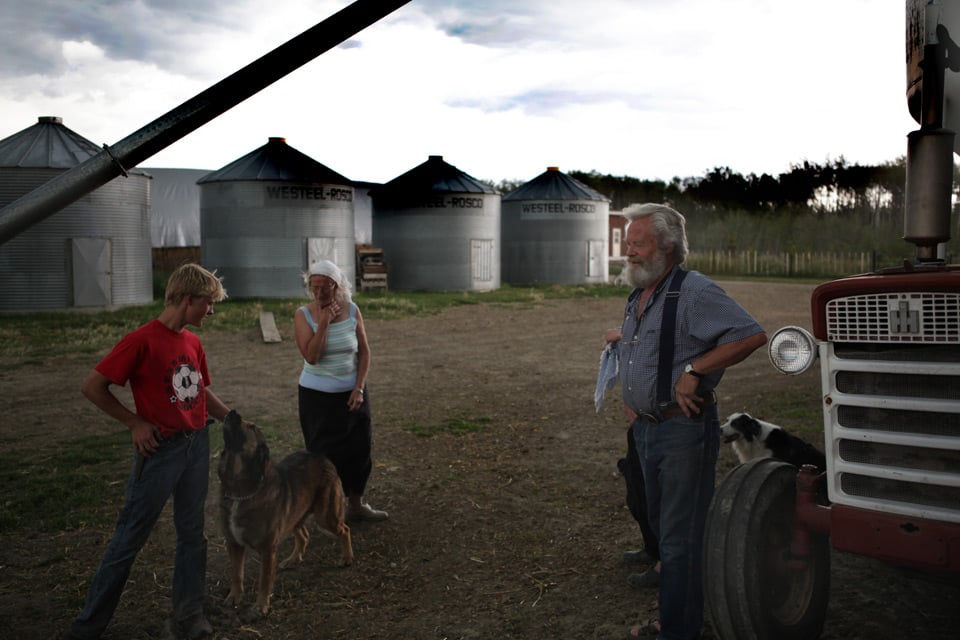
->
xmin=495 ymin=157 xmax=960 ymax=264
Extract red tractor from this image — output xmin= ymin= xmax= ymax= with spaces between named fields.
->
xmin=703 ymin=2 xmax=960 ymax=638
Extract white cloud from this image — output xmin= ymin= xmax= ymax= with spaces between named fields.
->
xmin=0 ymin=0 xmax=922 ymax=185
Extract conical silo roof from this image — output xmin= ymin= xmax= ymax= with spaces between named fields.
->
xmin=371 ymin=155 xmax=496 ymax=199
xmin=0 ymin=116 xmax=152 ymax=310
xmin=503 ymin=166 xmax=609 ymax=202
xmin=0 ymin=116 xmax=103 ymax=168
xmin=197 ymin=137 xmax=350 ymax=184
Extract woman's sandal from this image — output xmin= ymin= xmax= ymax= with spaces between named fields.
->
xmin=626 ymin=618 xmax=661 ymax=639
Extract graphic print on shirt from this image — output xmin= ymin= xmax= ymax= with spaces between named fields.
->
xmin=165 ymin=355 xmax=204 ymax=410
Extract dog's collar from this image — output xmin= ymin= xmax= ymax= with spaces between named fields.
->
xmin=223 ymin=476 xmax=265 ymax=502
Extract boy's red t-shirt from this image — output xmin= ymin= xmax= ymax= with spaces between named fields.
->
xmin=95 ymin=319 xmax=212 ymax=437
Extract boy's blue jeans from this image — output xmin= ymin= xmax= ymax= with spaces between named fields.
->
xmin=69 ymin=427 xmax=210 ymax=639
xmin=632 ymin=407 xmax=719 ymax=640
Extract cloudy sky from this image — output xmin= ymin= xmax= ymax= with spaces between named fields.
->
xmin=0 ymin=0 xmax=919 ymax=185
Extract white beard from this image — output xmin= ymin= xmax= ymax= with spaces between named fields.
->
xmin=624 ymin=250 xmax=668 ymax=289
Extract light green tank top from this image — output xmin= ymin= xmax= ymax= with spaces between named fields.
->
xmin=298 ymin=303 xmax=358 ymax=392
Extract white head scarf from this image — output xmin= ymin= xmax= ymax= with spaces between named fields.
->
xmin=304 ymin=259 xmax=353 ymax=305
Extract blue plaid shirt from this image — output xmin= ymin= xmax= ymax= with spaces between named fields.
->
xmin=619 ymin=266 xmax=764 ymax=415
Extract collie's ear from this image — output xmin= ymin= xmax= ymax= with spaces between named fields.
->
xmin=733 ymin=414 xmax=761 ymax=438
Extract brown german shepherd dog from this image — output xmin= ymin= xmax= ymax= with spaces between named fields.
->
xmin=218 ymin=410 xmax=353 ymax=619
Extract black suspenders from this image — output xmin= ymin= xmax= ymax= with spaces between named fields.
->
xmin=625 ymin=267 xmax=688 ymax=405
xmin=656 ymin=269 xmax=688 ymax=404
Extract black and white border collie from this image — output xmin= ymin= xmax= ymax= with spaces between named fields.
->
xmin=719 ymin=412 xmax=827 ymax=471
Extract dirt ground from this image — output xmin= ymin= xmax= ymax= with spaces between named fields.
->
xmin=1 ymin=281 xmax=958 ymax=640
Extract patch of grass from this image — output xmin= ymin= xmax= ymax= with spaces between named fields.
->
xmin=730 ymin=384 xmax=824 ymax=435
xmin=0 ymin=277 xmax=817 ymax=359
xmin=404 ymin=415 xmax=493 ymax=438
xmin=356 ymin=284 xmax=626 ymax=319
xmin=0 ymin=284 xmax=632 ymax=360
xmin=0 ymin=304 xmax=164 ymax=358
xmin=196 ymin=298 xmax=304 ymax=332
xmin=775 ymin=405 xmax=825 ymax=433
xmin=0 ymin=430 xmax=131 ymax=534
xmin=356 ymin=293 xmax=440 ymax=320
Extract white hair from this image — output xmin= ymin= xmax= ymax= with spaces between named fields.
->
xmin=623 ymin=203 xmax=689 ymax=264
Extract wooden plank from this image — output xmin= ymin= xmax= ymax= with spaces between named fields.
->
xmin=258 ymin=310 xmax=282 ymax=343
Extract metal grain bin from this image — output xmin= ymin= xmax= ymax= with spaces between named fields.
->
xmin=501 ymin=167 xmax=610 ymax=285
xmin=0 ymin=116 xmax=152 ymax=311
xmin=198 ymin=137 xmax=354 ymax=297
xmin=371 ymin=155 xmax=500 ymax=291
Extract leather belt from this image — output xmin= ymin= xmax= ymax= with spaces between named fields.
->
xmin=638 ymin=392 xmax=716 ymax=424
xmin=159 ymin=427 xmax=202 ymax=443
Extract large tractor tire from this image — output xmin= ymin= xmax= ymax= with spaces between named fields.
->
xmin=704 ymin=458 xmax=830 ymax=640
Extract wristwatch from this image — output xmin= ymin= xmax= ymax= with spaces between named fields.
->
xmin=684 ymin=363 xmax=704 ymax=378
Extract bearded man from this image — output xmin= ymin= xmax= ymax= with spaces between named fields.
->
xmin=611 ymin=203 xmax=767 ymax=640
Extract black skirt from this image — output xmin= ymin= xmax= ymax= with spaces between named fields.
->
xmin=297 ymin=385 xmax=373 ymax=496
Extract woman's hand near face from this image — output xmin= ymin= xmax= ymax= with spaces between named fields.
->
xmin=324 ymin=300 xmax=341 ymax=319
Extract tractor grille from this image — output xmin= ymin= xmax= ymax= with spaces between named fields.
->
xmin=839 ymin=474 xmax=960 ymax=512
xmin=823 ymin=338 xmax=960 ymax=523
xmin=835 ymin=370 xmax=960 ymax=400
xmin=826 ymin=292 xmax=960 ymax=342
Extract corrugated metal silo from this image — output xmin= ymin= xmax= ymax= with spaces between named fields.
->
xmin=501 ymin=167 xmax=610 ymax=285
xmin=0 ymin=116 xmax=152 ymax=311
xmin=199 ymin=137 xmax=355 ymax=297
xmin=371 ymin=155 xmax=500 ymax=291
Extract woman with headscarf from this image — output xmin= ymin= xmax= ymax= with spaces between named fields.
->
xmin=294 ymin=259 xmax=387 ymax=522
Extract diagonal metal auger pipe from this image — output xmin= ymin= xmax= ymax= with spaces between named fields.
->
xmin=0 ymin=0 xmax=412 ymax=246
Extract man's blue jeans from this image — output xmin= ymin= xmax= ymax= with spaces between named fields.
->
xmin=69 ymin=427 xmax=210 ymax=639
xmin=632 ymin=407 xmax=719 ymax=640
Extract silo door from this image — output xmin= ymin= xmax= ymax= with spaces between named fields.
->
xmin=471 ymin=239 xmax=494 ymax=284
xmin=72 ymin=238 xmax=112 ymax=307
xmin=308 ymin=237 xmax=341 ymax=267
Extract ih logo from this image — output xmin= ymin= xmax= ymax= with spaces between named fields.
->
xmin=890 ymin=299 xmax=920 ymax=334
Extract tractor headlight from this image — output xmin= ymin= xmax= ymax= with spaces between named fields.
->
xmin=768 ymin=326 xmax=818 ymax=375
